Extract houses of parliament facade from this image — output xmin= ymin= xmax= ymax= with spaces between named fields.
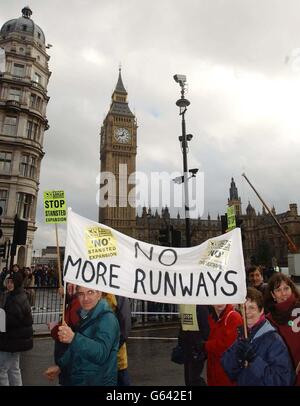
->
xmin=99 ymin=71 xmax=300 ymax=269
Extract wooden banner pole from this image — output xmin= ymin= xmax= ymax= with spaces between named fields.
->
xmin=241 ymin=303 xmax=248 ymax=339
xmin=240 ymin=302 xmax=249 ymax=368
xmin=55 ymin=223 xmax=62 ymax=287
xmin=55 ymin=223 xmax=65 ymax=322
xmin=62 ymin=284 xmax=66 ymax=324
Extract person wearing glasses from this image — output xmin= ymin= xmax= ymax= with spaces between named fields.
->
xmin=221 ymin=288 xmax=295 ymax=386
xmin=45 ymin=286 xmax=120 ymax=386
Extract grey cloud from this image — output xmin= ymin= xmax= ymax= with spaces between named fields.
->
xmin=2 ymin=0 xmax=300 ymax=249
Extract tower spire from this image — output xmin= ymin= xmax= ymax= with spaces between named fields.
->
xmin=229 ymin=177 xmax=239 ymax=200
xmin=110 ymin=67 xmax=133 ymax=116
xmin=115 ymin=66 xmax=127 ymax=94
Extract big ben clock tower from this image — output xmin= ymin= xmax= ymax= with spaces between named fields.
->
xmin=99 ymin=69 xmax=137 ymax=236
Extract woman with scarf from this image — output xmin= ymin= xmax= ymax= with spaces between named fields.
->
xmin=221 ymin=287 xmax=295 ymax=386
xmin=265 ymin=273 xmax=300 ymax=386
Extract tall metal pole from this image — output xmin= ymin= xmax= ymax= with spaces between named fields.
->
xmin=180 ymin=108 xmax=191 ymax=247
xmin=147 ymin=213 xmax=151 ymax=243
xmin=176 ymin=80 xmax=191 ymax=247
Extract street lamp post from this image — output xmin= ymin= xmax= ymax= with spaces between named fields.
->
xmin=174 ymin=74 xmax=192 ymax=247
xmin=146 ymin=212 xmax=151 ymax=243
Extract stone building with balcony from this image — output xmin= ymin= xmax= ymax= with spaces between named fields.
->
xmin=0 ymin=6 xmax=51 ymax=269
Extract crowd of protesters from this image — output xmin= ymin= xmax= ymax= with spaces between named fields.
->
xmin=0 ymin=260 xmax=300 ymax=386
xmin=0 ymin=264 xmax=60 ymax=291
xmin=172 ymin=265 xmax=300 ymax=387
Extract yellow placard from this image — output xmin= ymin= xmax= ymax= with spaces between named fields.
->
xmin=199 ymin=239 xmax=232 ymax=271
xmin=179 ymin=304 xmax=199 ymax=331
xmin=43 ymin=190 xmax=67 ymax=224
xmin=84 ymin=226 xmax=117 ymax=260
xmin=227 ymin=205 xmax=236 ymax=230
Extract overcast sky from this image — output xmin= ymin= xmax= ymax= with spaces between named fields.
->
xmin=2 ymin=0 xmax=300 ymax=251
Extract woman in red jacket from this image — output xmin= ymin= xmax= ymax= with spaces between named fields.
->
xmin=265 ymin=273 xmax=300 ymax=386
xmin=205 ymin=304 xmax=243 ymax=386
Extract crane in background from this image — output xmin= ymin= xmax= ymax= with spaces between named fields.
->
xmin=242 ymin=173 xmax=299 ymax=254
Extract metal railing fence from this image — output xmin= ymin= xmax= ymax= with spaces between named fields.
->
xmin=29 ymin=287 xmax=179 ymax=327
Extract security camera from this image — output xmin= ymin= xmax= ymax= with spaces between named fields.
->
xmin=189 ymin=168 xmax=199 ymax=176
xmin=173 ymin=74 xmax=187 ymax=85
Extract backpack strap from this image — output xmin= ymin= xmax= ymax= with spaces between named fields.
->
xmin=224 ymin=310 xmax=235 ymax=326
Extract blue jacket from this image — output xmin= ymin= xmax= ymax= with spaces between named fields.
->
xmin=57 ymin=298 xmax=120 ymax=386
xmin=221 ymin=319 xmax=295 ymax=386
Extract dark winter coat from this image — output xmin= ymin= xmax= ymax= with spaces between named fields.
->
xmin=0 ymin=287 xmax=33 ymax=352
xmin=221 ymin=319 xmax=295 ymax=386
xmin=179 ymin=305 xmax=210 ymax=362
xmin=57 ymin=298 xmax=120 ymax=386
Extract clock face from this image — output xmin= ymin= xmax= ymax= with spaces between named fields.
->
xmin=114 ymin=127 xmax=131 ymax=143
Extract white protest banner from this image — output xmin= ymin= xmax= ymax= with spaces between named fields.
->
xmin=63 ymin=209 xmax=247 ymax=304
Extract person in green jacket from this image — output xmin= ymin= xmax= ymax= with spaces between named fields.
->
xmin=48 ymin=286 xmax=120 ymax=386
